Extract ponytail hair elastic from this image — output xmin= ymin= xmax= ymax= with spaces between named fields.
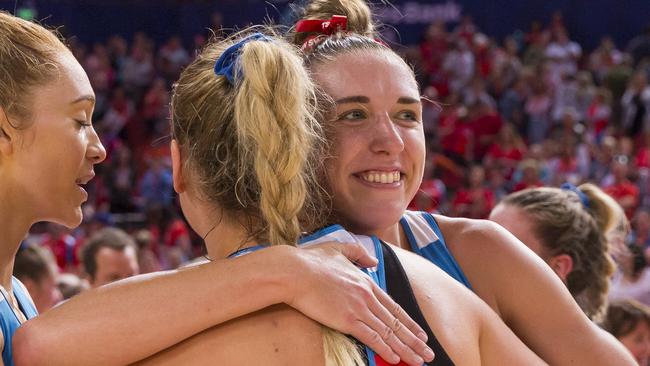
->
xmin=214 ymin=32 xmax=273 ymax=85
xmin=561 ymin=183 xmax=590 ymax=209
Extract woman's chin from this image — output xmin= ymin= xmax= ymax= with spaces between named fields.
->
xmin=50 ymin=208 xmax=83 ymax=229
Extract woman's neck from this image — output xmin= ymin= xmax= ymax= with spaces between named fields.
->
xmin=358 ymin=222 xmax=410 ymax=251
xmin=203 ymin=216 xmax=259 ymax=260
xmin=0 ymin=186 xmax=33 ymax=291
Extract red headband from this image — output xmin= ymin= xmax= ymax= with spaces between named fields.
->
xmin=295 ymin=15 xmax=387 ymax=51
xmin=295 ymin=15 xmax=348 ymax=35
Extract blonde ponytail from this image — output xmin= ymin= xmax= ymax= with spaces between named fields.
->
xmin=323 ymin=328 xmax=365 ymax=366
xmin=235 ymin=39 xmax=319 ymax=246
xmin=236 ymin=38 xmax=363 ymax=365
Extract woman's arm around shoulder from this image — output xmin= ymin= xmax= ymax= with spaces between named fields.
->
xmin=436 ymin=215 xmax=636 ymax=366
xmin=14 ymin=243 xmax=430 ymax=366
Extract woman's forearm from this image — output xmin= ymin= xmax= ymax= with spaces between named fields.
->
xmin=13 ymin=248 xmax=291 ymax=366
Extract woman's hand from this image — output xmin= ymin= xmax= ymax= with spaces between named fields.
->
xmin=276 ymin=243 xmax=435 ymax=366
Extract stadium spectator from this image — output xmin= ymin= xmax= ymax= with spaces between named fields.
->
xmin=81 ymin=228 xmax=140 ymax=288
xmin=13 ymin=246 xmax=62 ymax=313
xmin=600 ymin=300 xmax=650 ymax=366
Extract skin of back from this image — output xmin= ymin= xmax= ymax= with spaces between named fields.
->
xmin=132 ymin=304 xmax=325 ymax=365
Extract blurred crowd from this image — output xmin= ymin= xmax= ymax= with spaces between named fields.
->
xmin=14 ymin=10 xmax=650 ymax=360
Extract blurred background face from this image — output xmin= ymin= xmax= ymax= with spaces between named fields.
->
xmin=489 ymin=203 xmax=546 ymax=257
xmin=23 ymin=270 xmax=63 ymax=313
xmin=313 ymin=51 xmax=425 ymax=235
xmin=91 ymin=246 xmax=139 ymax=288
xmin=618 ymin=321 xmax=650 ymax=366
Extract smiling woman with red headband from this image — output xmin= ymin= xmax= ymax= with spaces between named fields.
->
xmin=288 ymin=0 xmax=635 ymax=365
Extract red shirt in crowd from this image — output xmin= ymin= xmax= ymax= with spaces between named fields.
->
xmin=471 ymin=113 xmax=503 ymax=159
xmin=605 ymin=181 xmax=640 ymax=219
xmin=408 ymin=179 xmax=446 ymax=213
xmin=452 ymin=188 xmax=496 ymax=219
xmin=44 ymin=234 xmax=83 ymax=272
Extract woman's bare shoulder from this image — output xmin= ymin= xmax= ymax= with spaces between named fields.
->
xmin=132 ymin=304 xmax=325 ymax=366
xmin=433 ymin=215 xmax=555 ymax=312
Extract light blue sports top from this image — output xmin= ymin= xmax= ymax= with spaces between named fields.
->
xmin=400 ymin=211 xmax=472 ymax=289
xmin=0 ymin=277 xmax=38 ymax=366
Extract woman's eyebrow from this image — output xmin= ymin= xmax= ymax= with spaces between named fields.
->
xmin=70 ymin=95 xmax=96 ymax=105
xmin=397 ymin=96 xmax=420 ymax=105
xmin=335 ymin=96 xmax=370 ymax=104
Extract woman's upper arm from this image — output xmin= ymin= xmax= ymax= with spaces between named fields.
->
xmin=441 ymin=217 xmax=636 ymax=366
xmin=477 ymin=301 xmax=547 ymax=366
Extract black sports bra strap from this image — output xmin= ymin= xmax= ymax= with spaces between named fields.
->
xmin=381 ymin=241 xmax=455 ymax=366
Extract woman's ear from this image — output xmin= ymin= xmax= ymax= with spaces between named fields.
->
xmin=0 ymin=107 xmax=14 ymax=157
xmin=171 ymin=139 xmax=186 ymax=193
xmin=548 ymin=253 xmax=574 ymax=284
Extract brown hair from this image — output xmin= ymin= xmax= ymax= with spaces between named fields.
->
xmin=0 ymin=11 xmax=68 ymax=126
xmin=601 ymin=299 xmax=650 ymax=339
xmin=14 ymin=245 xmax=56 ymax=284
xmin=501 ymin=183 xmax=619 ymax=320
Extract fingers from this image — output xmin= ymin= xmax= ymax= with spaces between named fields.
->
xmin=373 ymin=286 xmax=430 ymax=345
xmin=334 ymin=243 xmax=378 ymax=268
xmin=367 ymin=288 xmax=435 ymax=365
xmin=350 ymin=321 xmax=401 ymax=365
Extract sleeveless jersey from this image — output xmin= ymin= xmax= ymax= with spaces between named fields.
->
xmin=400 ymin=211 xmax=472 ymax=289
xmin=0 ymin=277 xmax=38 ymax=366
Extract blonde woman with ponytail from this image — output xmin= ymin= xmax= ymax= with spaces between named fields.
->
xmin=129 ymin=31 xmax=365 ymax=365
xmin=490 ymin=183 xmax=621 ymax=321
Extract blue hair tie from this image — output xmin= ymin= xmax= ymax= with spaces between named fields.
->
xmin=560 ymin=183 xmax=590 ymax=208
xmin=214 ymin=32 xmax=273 ymax=85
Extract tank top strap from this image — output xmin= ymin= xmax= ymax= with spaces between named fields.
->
xmin=12 ymin=277 xmax=38 ymax=319
xmin=400 ymin=211 xmax=472 ymax=289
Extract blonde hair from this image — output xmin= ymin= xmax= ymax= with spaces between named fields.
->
xmin=171 ymin=30 xmax=362 ymax=364
xmin=501 ymin=183 xmax=618 ymax=320
xmin=0 ymin=11 xmax=68 ymax=126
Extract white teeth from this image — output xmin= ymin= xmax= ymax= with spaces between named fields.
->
xmin=360 ymin=171 xmax=401 ymax=184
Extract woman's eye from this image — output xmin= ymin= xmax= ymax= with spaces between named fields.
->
xmin=75 ymin=120 xmax=91 ymax=128
xmin=338 ymin=110 xmax=366 ymax=120
xmin=396 ymin=110 xmax=419 ymax=121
